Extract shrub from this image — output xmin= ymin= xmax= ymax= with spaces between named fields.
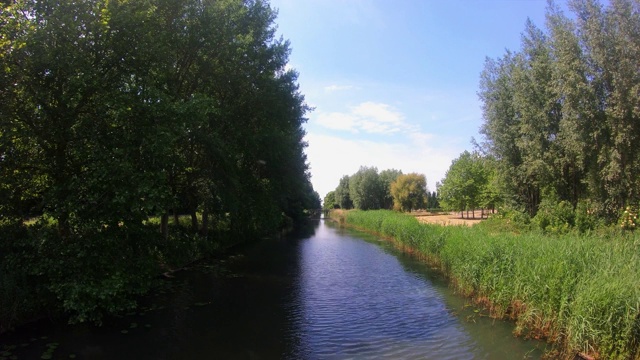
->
xmin=533 ymin=199 xmax=575 ymax=234
xmin=619 ymin=206 xmax=637 ymax=231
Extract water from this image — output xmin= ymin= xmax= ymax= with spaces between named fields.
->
xmin=0 ymin=220 xmax=546 ymax=359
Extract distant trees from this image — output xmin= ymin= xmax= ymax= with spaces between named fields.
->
xmin=390 ymin=173 xmax=428 ymax=212
xmin=379 ymin=169 xmax=403 ymax=209
xmin=334 ymin=175 xmax=354 ymax=209
xmin=323 ymin=191 xmax=338 ymax=210
xmin=438 ymin=151 xmax=489 ymax=218
xmin=349 ymin=166 xmax=385 ymax=210
xmin=479 ymin=0 xmax=640 ymax=220
xmin=328 ymin=167 xmax=435 ymax=212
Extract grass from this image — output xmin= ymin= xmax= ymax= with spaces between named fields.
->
xmin=334 ymin=209 xmax=640 ymax=360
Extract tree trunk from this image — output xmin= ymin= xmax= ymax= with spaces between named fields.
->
xmin=190 ymin=209 xmax=198 ymax=232
xmin=173 ymin=210 xmax=180 ymax=227
xmin=200 ymin=207 xmax=209 ymax=237
xmin=161 ymin=212 xmax=169 ymax=240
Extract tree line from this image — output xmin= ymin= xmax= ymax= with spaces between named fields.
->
xmin=0 ymin=0 xmax=318 ymax=326
xmin=324 ymin=166 xmax=439 ymax=212
xmin=472 ymin=0 xmax=640 ymax=221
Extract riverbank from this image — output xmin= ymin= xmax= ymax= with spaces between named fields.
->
xmin=0 ymin=217 xmax=291 ymax=334
xmin=330 ymin=210 xmax=640 ymax=360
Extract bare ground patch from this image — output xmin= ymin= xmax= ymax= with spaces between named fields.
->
xmin=410 ymin=212 xmax=486 ymax=226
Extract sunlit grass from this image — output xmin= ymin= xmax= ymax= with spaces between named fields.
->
xmin=338 ymin=209 xmax=640 ymax=359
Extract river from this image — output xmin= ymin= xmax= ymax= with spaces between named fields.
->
xmin=1 ymin=219 xmax=546 ymax=359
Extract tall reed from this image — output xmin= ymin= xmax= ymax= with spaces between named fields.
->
xmin=340 ymin=210 xmax=640 ymax=359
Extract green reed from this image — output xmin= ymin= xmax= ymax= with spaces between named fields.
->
xmin=340 ymin=210 xmax=640 ymax=359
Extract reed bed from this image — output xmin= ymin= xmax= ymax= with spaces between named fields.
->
xmin=338 ymin=210 xmax=640 ymax=359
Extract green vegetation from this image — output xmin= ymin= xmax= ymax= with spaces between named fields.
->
xmin=478 ymin=0 xmax=640 ymax=220
xmin=390 ymin=173 xmax=428 ymax=212
xmin=0 ymin=0 xmax=318 ymax=330
xmin=327 ymin=167 xmax=433 ymax=212
xmin=338 ymin=209 xmax=640 ymax=359
xmin=437 ymin=151 xmax=493 ymax=218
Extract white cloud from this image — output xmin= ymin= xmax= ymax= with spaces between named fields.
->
xmin=314 ymin=101 xmax=414 ymax=135
xmin=305 ymin=132 xmax=460 ymax=199
xmin=352 ymin=102 xmax=403 ymax=125
xmin=324 ymin=84 xmax=356 ymax=92
xmin=316 ymin=112 xmax=359 ymax=132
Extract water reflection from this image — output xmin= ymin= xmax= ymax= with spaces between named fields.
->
xmin=1 ymin=219 xmax=544 ymax=359
xmin=286 ymin=220 xmax=542 ymax=360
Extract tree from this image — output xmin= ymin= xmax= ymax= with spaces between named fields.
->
xmin=0 ymin=0 xmax=317 ymax=324
xmin=323 ymin=191 xmax=338 ymax=210
xmin=426 ymin=191 xmax=440 ymax=209
xmin=478 ymin=0 xmax=640 ymax=220
xmin=379 ymin=169 xmax=403 ymax=209
xmin=349 ymin=166 xmax=384 ymax=210
xmin=438 ymin=151 xmax=488 ymax=218
xmin=390 ymin=173 xmax=428 ymax=212
xmin=334 ymin=175 xmax=353 ymax=209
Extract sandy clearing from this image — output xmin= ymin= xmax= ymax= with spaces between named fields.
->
xmin=411 ymin=212 xmax=485 ymax=226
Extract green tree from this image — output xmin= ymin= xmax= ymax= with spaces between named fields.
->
xmin=334 ymin=175 xmax=353 ymax=209
xmin=426 ymin=191 xmax=440 ymax=209
xmin=379 ymin=169 xmax=403 ymax=209
xmin=0 ymin=0 xmax=316 ymax=324
xmin=479 ymin=0 xmax=640 ymax=221
xmin=438 ymin=151 xmax=488 ymax=218
xmin=323 ymin=191 xmax=338 ymax=210
xmin=349 ymin=166 xmax=384 ymax=210
xmin=390 ymin=173 xmax=428 ymax=212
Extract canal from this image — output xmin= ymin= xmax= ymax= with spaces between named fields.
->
xmin=1 ymin=219 xmax=545 ymax=359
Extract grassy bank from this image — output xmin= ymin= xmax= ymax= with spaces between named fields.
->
xmin=333 ymin=210 xmax=640 ymax=359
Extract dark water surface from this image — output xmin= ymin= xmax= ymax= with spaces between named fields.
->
xmin=1 ymin=220 xmax=545 ymax=359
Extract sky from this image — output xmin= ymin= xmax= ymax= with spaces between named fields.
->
xmin=269 ymin=0 xmax=568 ymax=199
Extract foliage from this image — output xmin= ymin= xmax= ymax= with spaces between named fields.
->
xmin=437 ymin=151 xmax=489 ymax=217
xmin=348 ymin=166 xmax=384 ymax=210
xmin=334 ymin=175 xmax=353 ymax=210
xmin=479 ymin=0 xmax=640 ymax=219
xmin=0 ymin=0 xmax=317 ymax=326
xmin=390 ymin=173 xmax=427 ymax=212
xmin=344 ymin=210 xmax=640 ymax=359
xmin=378 ymin=169 xmax=403 ymax=209
xmin=426 ymin=191 xmax=440 ymax=210
xmin=323 ymin=191 xmax=338 ymax=210
xmin=532 ymin=196 xmax=575 ymax=234
xmin=619 ymin=206 xmax=637 ymax=231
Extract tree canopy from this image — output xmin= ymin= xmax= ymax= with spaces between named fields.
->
xmin=390 ymin=173 xmax=428 ymax=212
xmin=437 ymin=151 xmax=488 ymax=217
xmin=0 ymin=0 xmax=317 ymax=324
xmin=478 ymin=0 xmax=640 ymax=219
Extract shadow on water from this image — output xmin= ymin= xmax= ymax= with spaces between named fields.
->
xmin=0 ymin=219 xmax=547 ymax=359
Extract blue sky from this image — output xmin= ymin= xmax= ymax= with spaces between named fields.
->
xmin=269 ymin=0 xmax=566 ymax=199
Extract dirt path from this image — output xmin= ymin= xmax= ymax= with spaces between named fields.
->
xmin=411 ymin=212 xmax=485 ymax=226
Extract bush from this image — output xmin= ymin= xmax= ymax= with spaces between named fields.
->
xmin=533 ymin=199 xmax=575 ymax=234
xmin=619 ymin=206 xmax=637 ymax=231
xmin=575 ymin=200 xmax=597 ymax=233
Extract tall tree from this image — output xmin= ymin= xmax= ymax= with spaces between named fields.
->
xmin=349 ymin=166 xmax=384 ymax=210
xmin=379 ymin=169 xmax=403 ymax=209
xmin=0 ymin=0 xmax=316 ymax=323
xmin=438 ymin=151 xmax=489 ymax=218
xmin=334 ymin=175 xmax=353 ymax=209
xmin=390 ymin=173 xmax=428 ymax=212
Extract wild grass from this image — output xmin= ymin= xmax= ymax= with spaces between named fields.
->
xmin=338 ymin=210 xmax=640 ymax=359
